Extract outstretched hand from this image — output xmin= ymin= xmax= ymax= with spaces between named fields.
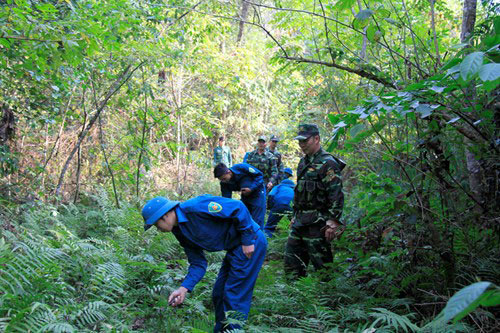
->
xmin=325 ymin=220 xmax=343 ymax=242
xmin=241 ymin=188 xmax=252 ymax=196
xmin=168 ymin=286 xmax=188 ymax=307
xmin=242 ymin=244 xmax=255 ymax=259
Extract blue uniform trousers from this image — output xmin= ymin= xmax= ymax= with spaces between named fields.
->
xmin=264 ymin=204 xmax=292 ymax=238
xmin=212 ymin=229 xmax=267 ymax=332
xmin=243 ymin=201 xmax=266 ymax=228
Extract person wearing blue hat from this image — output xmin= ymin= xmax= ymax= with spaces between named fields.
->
xmin=264 ymin=167 xmax=295 ymax=237
xmin=214 ymin=162 xmax=267 ymax=228
xmin=142 ymin=195 xmax=267 ymax=332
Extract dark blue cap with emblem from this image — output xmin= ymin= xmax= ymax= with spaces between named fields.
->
xmin=142 ymin=197 xmax=180 ymax=231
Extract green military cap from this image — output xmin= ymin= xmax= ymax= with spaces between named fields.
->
xmin=258 ymin=135 xmax=267 ymax=142
xmin=294 ymin=124 xmax=320 ymax=140
xmin=270 ymin=135 xmax=280 ymax=142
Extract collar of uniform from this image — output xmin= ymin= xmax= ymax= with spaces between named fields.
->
xmin=175 ymin=206 xmax=189 ymax=223
xmin=306 ymin=147 xmax=323 ymax=162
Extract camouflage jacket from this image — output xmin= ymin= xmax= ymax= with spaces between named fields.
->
xmin=267 ymin=148 xmax=284 ymax=182
xmin=213 ymin=146 xmax=232 ymax=167
xmin=293 ymin=147 xmax=345 ymax=226
xmin=244 ymin=149 xmax=279 ymax=185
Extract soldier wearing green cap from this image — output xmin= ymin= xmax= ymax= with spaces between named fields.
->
xmin=267 ymin=135 xmax=284 ymax=183
xmin=243 ymin=135 xmax=279 ymax=192
xmin=213 ymin=136 xmax=232 ymax=167
xmin=284 ymin=123 xmax=346 ymax=278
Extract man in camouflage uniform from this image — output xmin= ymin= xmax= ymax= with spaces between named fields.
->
xmin=213 ymin=136 xmax=232 ymax=167
xmin=268 ymin=135 xmax=284 ymax=183
xmin=244 ymin=135 xmax=278 ymax=192
xmin=284 ymin=124 xmax=345 ymax=279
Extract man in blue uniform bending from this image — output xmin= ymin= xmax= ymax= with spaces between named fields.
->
xmin=214 ymin=162 xmax=266 ymax=228
xmin=264 ymin=167 xmax=295 ymax=238
xmin=142 ymin=195 xmax=267 ymax=332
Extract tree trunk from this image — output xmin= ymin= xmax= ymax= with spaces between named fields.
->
xmin=460 ymin=0 xmax=483 ymax=208
xmin=461 ymin=0 xmax=477 ymax=43
xmin=0 ymin=104 xmax=15 ymax=144
xmin=236 ymin=0 xmax=250 ymax=44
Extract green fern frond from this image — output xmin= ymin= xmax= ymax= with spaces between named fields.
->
xmin=74 ymin=301 xmax=113 ymax=327
xmin=39 ymin=322 xmax=77 ymax=333
xmin=369 ymin=307 xmax=419 ymax=332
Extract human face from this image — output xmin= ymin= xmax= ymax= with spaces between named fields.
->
xmin=298 ymin=135 xmax=320 ymax=156
xmin=218 ymin=171 xmax=232 ymax=183
xmin=218 ymin=139 xmax=224 ymax=147
xmin=257 ymin=140 xmax=266 ymax=151
xmin=269 ymin=141 xmax=277 ymax=150
xmin=155 ymin=210 xmax=178 ymax=232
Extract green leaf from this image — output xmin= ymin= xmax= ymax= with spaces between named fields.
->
xmin=375 ymin=8 xmax=391 ymax=18
xmin=442 ymin=282 xmax=493 ymax=323
xmin=460 ymin=52 xmax=484 ymax=81
xmin=349 ymin=124 xmax=366 ymax=138
xmin=334 ymin=0 xmax=357 ymax=11
xmin=479 ymin=289 xmax=500 ymax=307
xmin=430 ymin=86 xmax=445 ymax=93
xmin=416 ymin=104 xmax=432 ymax=118
xmin=440 ymin=58 xmax=461 ymax=71
xmin=366 ymin=26 xmax=385 ymax=43
xmin=383 ymin=17 xmax=401 ymax=27
xmin=478 ymin=63 xmax=500 ymax=81
xmin=483 ymin=78 xmax=500 ymax=92
xmin=0 ymin=38 xmax=11 ymax=48
xmin=353 ymin=10 xmax=374 ymax=30
xmin=366 ymin=25 xmax=377 ymax=43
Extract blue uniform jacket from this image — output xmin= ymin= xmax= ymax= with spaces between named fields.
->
xmin=268 ymin=179 xmax=295 ymax=210
xmin=171 ymin=195 xmax=260 ymax=292
xmin=220 ymin=163 xmax=265 ymax=206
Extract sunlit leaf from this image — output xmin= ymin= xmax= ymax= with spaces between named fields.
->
xmin=353 ymin=10 xmax=374 ymax=30
xmin=460 ymin=52 xmax=484 ymax=81
xmin=442 ymin=282 xmax=493 ymax=323
xmin=478 ymin=63 xmax=500 ymax=81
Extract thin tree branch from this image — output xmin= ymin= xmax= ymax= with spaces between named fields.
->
xmin=91 ymin=75 xmax=120 ymax=209
xmin=55 ymin=61 xmax=145 ymax=196
xmin=283 ymin=56 xmax=397 ymax=88
xmin=242 ymin=0 xmax=428 ymax=77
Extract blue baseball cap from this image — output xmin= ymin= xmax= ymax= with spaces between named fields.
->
xmin=283 ymin=168 xmax=293 ymax=176
xmin=142 ymin=197 xmax=180 ymax=231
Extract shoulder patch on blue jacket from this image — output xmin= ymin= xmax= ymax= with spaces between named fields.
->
xmin=248 ymin=167 xmax=256 ymax=173
xmin=208 ymin=202 xmax=223 ymax=213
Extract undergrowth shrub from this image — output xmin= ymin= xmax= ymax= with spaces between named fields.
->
xmin=0 ymin=187 xmax=498 ymax=332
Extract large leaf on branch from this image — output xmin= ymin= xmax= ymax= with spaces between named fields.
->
xmin=366 ymin=25 xmax=385 ymax=43
xmin=334 ymin=0 xmax=357 ymax=12
xmin=460 ymin=52 xmax=484 ymax=81
xmin=353 ymin=10 xmax=374 ymax=30
xmin=442 ymin=282 xmax=500 ymax=323
xmin=478 ymin=63 xmax=500 ymax=81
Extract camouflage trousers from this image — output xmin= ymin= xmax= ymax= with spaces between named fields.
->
xmin=284 ymin=222 xmax=333 ymax=279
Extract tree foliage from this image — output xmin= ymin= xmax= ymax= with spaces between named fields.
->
xmin=0 ymin=0 xmax=499 ymax=331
